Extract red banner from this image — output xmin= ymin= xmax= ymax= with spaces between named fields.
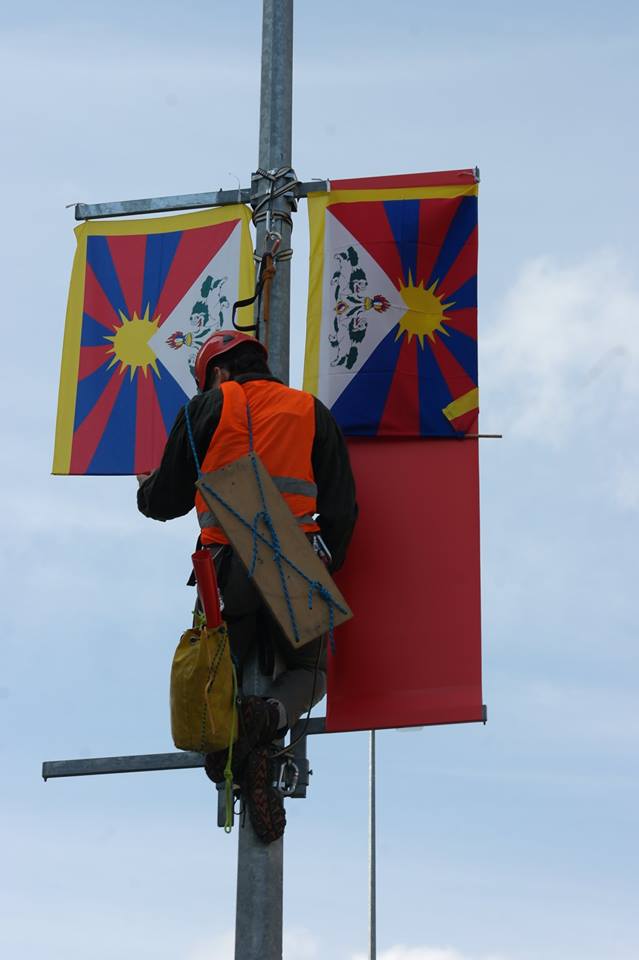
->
xmin=327 ymin=438 xmax=483 ymax=732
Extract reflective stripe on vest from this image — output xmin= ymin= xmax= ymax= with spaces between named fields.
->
xmin=196 ymin=380 xmax=320 ymax=545
xmin=198 ymin=509 xmax=317 ymax=530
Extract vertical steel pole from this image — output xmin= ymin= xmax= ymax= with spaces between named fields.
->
xmin=234 ymin=3 xmax=293 ymax=959
xmin=254 ymin=0 xmax=294 ymax=385
xmin=369 ymin=730 xmax=377 ymax=960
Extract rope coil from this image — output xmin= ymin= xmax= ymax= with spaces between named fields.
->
xmin=251 ymin=166 xmax=299 ymax=262
xmin=251 ymin=166 xmax=299 ymax=228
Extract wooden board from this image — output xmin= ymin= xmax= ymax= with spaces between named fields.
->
xmin=197 ymin=455 xmax=353 ymax=648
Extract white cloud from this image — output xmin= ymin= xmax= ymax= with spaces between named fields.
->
xmin=352 ymin=947 xmax=507 ymax=960
xmin=482 ymin=250 xmax=639 ymax=441
xmin=186 ymin=926 xmax=319 ymax=960
xmin=188 ymin=938 xmax=504 ymax=960
xmin=187 ymin=932 xmax=234 ymax=960
xmin=284 ymin=926 xmax=321 ymax=959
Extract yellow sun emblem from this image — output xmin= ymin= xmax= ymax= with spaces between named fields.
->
xmin=104 ymin=305 xmax=161 ymax=379
xmin=396 ymin=272 xmax=454 ymax=346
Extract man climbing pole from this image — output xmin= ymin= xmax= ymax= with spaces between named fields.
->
xmin=137 ymin=330 xmax=357 ymax=841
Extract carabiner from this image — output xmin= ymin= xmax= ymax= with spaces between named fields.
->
xmin=275 ymin=757 xmax=299 ymax=796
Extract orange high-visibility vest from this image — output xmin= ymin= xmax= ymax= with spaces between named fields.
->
xmin=195 ymin=380 xmax=320 ymax=545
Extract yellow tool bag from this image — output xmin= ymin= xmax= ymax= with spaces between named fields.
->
xmin=170 ymin=622 xmax=237 ymax=754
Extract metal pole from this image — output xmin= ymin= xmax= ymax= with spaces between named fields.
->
xmin=369 ymin=730 xmax=377 ymax=960
xmin=235 ymin=3 xmax=294 ymax=960
xmin=253 ymin=0 xmax=294 ymax=384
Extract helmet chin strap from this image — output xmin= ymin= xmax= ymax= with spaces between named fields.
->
xmin=199 ymin=366 xmax=231 ymax=394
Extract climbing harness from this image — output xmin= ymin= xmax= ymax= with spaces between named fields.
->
xmin=184 ymin=398 xmax=347 ymax=654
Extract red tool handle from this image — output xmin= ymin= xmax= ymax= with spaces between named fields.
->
xmin=191 ymin=549 xmax=222 ymax=628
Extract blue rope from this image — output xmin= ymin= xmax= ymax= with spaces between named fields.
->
xmin=198 ymin=476 xmax=345 ymax=653
xmin=184 ymin=400 xmax=345 ymax=653
xmin=244 ymin=403 xmax=305 ymax=644
xmin=184 ymin=401 xmax=201 ymax=474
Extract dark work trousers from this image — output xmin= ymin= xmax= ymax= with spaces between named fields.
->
xmin=209 ymin=546 xmax=327 ymax=729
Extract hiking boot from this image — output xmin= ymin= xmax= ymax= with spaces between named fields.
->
xmin=203 ymin=696 xmax=281 ymax=786
xmin=239 ymin=695 xmax=281 ymax=747
xmin=245 ymin=745 xmax=286 ymax=844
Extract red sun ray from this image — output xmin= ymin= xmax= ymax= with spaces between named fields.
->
xmin=430 ymin=333 xmax=477 ymax=400
xmin=437 ymin=225 xmax=478 ymax=302
xmin=78 ymin=345 xmax=111 ymax=381
xmin=329 ymin=202 xmax=405 ymax=290
xmin=83 ymin=263 xmax=122 ymax=330
xmin=379 ymin=335 xmax=420 ymax=435
xmin=416 ymin=197 xmax=463 ymax=288
xmin=449 ymin=409 xmax=479 ymax=434
xmin=107 ymin=234 xmax=147 ymax=319
xmin=154 ymin=220 xmax=238 ymax=325
xmin=442 ymin=308 xmax=477 ymax=340
xmin=134 ymin=373 xmax=168 ymax=474
xmin=70 ymin=371 xmax=124 ymax=474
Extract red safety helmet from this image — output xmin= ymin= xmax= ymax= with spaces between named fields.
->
xmin=193 ymin=330 xmax=268 ymax=392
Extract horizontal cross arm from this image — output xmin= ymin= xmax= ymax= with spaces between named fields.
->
xmin=42 ymin=750 xmax=203 ymax=779
xmin=75 ymin=180 xmax=329 ymax=221
xmin=42 ymin=717 xmax=327 ymax=779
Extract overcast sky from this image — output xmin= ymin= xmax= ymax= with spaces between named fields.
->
xmin=1 ymin=2 xmax=638 ymax=959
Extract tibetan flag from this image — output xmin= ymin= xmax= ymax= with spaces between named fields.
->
xmin=53 ymin=206 xmax=254 ymax=475
xmin=303 ymin=170 xmax=479 ymax=437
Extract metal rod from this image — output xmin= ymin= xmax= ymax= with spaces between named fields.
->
xmin=42 ymin=751 xmax=204 ymax=780
xmin=234 ymin=4 xmax=294 ymax=959
xmin=235 ymin=653 xmax=285 ymax=959
xmin=75 ymin=188 xmax=250 ymax=221
xmin=41 ymin=719 xmax=325 ymax=780
xmin=251 ymin=0 xmax=294 ymax=384
xmin=41 ymin=711 xmax=499 ymax=782
xmin=369 ymin=730 xmax=377 ymax=960
xmin=414 ymin=434 xmax=502 ymax=441
xmin=74 ymin=180 xmax=328 ymax=221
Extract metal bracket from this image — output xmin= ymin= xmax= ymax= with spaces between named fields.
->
xmin=74 ymin=180 xmax=329 ymax=221
xmin=42 ymin=717 xmax=326 ymax=781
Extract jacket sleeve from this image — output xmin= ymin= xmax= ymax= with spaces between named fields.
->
xmin=311 ymin=397 xmax=358 ymax=572
xmin=137 ymin=391 xmax=222 ymax=521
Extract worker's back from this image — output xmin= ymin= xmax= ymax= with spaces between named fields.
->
xmin=197 ymin=378 xmax=319 ymax=545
